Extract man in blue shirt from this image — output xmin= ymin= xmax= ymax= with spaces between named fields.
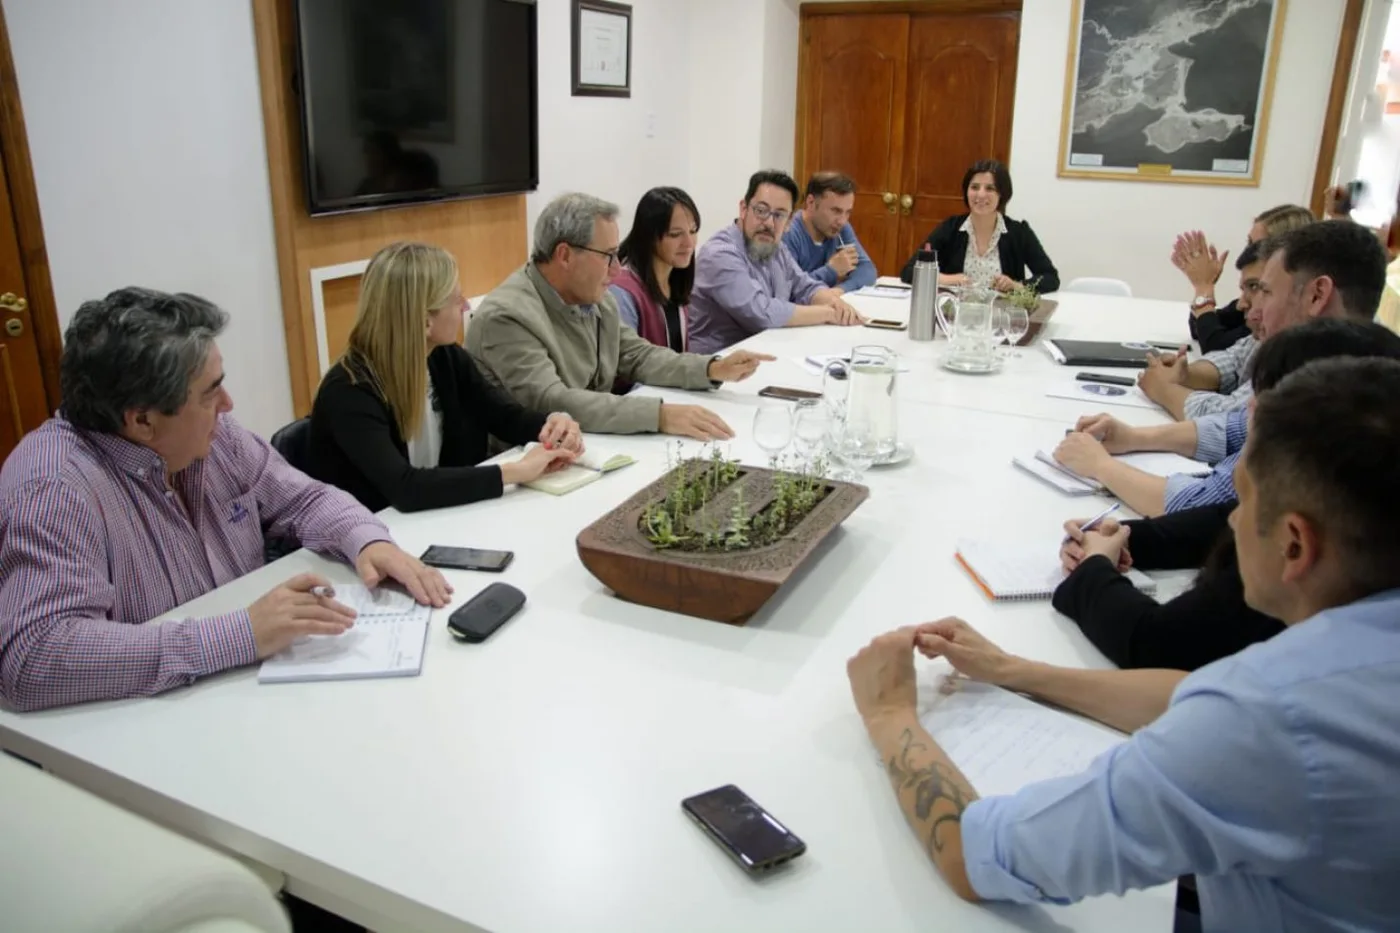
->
xmin=847 ymin=355 xmax=1400 ymax=931
xmin=781 ymin=172 xmax=877 ymax=293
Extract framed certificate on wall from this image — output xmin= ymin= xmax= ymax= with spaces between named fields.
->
xmin=572 ymin=0 xmax=632 ymax=98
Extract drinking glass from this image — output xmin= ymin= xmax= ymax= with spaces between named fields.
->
xmin=831 ymin=415 xmax=876 ymax=483
xmin=990 ymin=308 xmax=1009 ymax=359
xmin=753 ymin=402 xmax=793 ymax=466
xmin=1003 ymin=305 xmax=1030 ymax=357
xmin=792 ymin=401 xmax=830 ymax=469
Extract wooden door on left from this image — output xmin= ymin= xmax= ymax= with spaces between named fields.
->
xmin=0 ymin=2 xmax=61 ymax=465
xmin=796 ymin=14 xmax=910 ymax=275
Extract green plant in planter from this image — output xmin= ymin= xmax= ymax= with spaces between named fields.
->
xmin=640 ymin=445 xmax=833 ymax=551
xmin=1003 ymin=277 xmax=1041 ymax=313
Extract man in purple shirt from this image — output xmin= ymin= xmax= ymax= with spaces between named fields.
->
xmin=688 ymin=169 xmax=867 ymax=354
xmin=0 ymin=288 xmax=450 ymax=711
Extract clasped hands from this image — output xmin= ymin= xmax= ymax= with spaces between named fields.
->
xmin=847 ymin=619 xmax=1018 ymax=730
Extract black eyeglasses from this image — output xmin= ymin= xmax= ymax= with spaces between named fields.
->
xmin=575 ymin=244 xmax=621 ymax=267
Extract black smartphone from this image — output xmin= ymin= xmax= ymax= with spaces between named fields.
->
xmin=419 ymin=545 xmax=514 ymax=572
xmin=1076 ymin=372 xmax=1136 ymax=387
xmin=681 ymin=784 xmax=806 ymax=875
xmin=757 ymin=385 xmax=823 ymax=402
xmin=865 ymin=318 xmax=907 ymax=331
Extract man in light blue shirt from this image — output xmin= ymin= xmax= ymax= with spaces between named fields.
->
xmin=688 ymin=169 xmax=865 ymax=355
xmin=848 ymin=355 xmax=1400 ymax=931
xmin=781 ymin=172 xmax=877 ymax=293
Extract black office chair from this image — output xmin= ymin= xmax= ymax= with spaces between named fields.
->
xmin=270 ymin=416 xmax=312 ymax=473
xmin=264 ymin=416 xmax=312 ymax=564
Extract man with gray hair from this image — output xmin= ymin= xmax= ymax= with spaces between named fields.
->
xmin=467 ymin=192 xmax=773 ymax=440
xmin=0 ymin=288 xmax=450 ymax=711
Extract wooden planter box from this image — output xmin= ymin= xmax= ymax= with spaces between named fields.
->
xmin=576 ymin=463 xmax=869 ymax=625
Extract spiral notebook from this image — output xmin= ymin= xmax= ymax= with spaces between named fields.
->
xmin=257 ymin=585 xmax=431 ymax=684
xmin=955 ymin=539 xmax=1157 ymax=601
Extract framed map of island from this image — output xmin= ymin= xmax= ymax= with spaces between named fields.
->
xmin=1058 ymin=0 xmax=1286 ymax=185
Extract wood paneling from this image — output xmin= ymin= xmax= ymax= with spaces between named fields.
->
xmin=797 ymin=14 xmax=910 ymax=272
xmin=898 ymin=12 xmax=1019 ymax=263
xmin=251 ymin=0 xmax=528 ymax=418
xmin=1311 ymin=0 xmax=1367 ymax=217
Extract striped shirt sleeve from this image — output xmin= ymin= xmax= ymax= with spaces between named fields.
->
xmin=1163 ymin=452 xmax=1242 ymax=514
xmin=0 ymin=479 xmax=258 ymax=712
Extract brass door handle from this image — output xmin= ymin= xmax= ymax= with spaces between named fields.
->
xmin=900 ymin=194 xmax=914 ymax=215
xmin=0 ymin=292 xmax=26 ymax=313
xmin=882 ymin=191 xmax=897 ymax=214
xmin=4 ymin=318 xmax=21 ymax=337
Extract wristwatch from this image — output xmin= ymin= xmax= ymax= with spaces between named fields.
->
xmin=1190 ymin=294 xmax=1216 ymax=312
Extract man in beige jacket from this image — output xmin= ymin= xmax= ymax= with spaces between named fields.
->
xmin=467 ymin=192 xmax=773 ymax=439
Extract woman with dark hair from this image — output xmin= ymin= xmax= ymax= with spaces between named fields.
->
xmin=609 ymin=187 xmax=701 ymax=351
xmin=898 ymin=159 xmax=1059 ymax=293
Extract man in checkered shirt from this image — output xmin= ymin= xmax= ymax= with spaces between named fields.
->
xmin=0 ymin=287 xmax=452 ymax=711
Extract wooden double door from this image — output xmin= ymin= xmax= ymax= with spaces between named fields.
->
xmin=796 ymin=5 xmax=1021 ymax=277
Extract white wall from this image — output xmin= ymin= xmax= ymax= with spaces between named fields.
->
xmin=4 ymin=0 xmax=292 ymax=438
xmin=529 ymin=0 xmax=692 ymax=238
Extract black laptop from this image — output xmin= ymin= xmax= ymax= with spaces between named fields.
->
xmin=1043 ymin=339 xmax=1182 ymax=368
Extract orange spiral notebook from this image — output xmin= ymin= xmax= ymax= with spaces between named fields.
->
xmin=955 ymin=540 xmax=1156 ymax=602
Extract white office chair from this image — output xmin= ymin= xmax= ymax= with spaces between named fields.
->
xmin=1063 ymin=277 xmax=1133 ymax=298
xmin=0 ymin=753 xmax=291 ymax=933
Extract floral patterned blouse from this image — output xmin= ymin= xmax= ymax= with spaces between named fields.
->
xmin=961 ymin=213 xmax=1007 ymax=289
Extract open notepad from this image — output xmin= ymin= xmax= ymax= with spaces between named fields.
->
xmin=1013 ymin=449 xmax=1209 ymax=496
xmin=920 ymin=676 xmax=1126 ymax=797
xmin=257 ymin=584 xmax=431 ymax=684
xmin=955 ymin=538 xmax=1156 ymax=601
xmin=510 ymin=442 xmax=636 ymax=496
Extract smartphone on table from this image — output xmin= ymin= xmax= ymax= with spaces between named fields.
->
xmin=757 ymin=385 xmax=823 ymax=402
xmin=865 ymin=319 xmax=907 ymax=331
xmin=419 ymin=545 xmax=514 ymax=572
xmin=1076 ymin=372 xmax=1136 ymax=387
xmin=681 ymin=784 xmax=807 ymax=875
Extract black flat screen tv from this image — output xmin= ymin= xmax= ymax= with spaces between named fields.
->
xmin=293 ymin=0 xmax=539 ymax=216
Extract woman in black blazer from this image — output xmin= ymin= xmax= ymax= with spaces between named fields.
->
xmin=899 ymin=159 xmax=1059 ymax=293
xmin=307 ymin=242 xmax=582 ymax=514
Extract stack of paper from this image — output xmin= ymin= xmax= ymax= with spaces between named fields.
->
xmin=1014 ymin=449 xmax=1209 ymax=496
xmin=919 ymin=678 xmax=1126 ymax=797
xmin=257 ymin=584 xmax=431 ymax=684
xmin=954 ymin=538 xmax=1156 ymax=601
xmin=850 ymin=284 xmax=912 ymax=299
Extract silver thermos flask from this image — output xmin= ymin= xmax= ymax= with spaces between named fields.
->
xmin=909 ymin=244 xmax=938 ymax=341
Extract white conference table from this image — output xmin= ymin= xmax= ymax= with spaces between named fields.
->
xmin=0 ymin=289 xmax=1197 ymax=933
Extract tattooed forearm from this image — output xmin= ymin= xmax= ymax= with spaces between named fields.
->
xmin=886 ymin=727 xmax=980 ymax=859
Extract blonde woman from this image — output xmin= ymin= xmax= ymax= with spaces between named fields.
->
xmin=307 ymin=242 xmax=581 ymax=513
xmin=1172 ymin=204 xmax=1315 ymax=352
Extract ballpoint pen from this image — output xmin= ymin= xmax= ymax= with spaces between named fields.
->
xmin=1063 ymin=502 xmax=1121 ymax=542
